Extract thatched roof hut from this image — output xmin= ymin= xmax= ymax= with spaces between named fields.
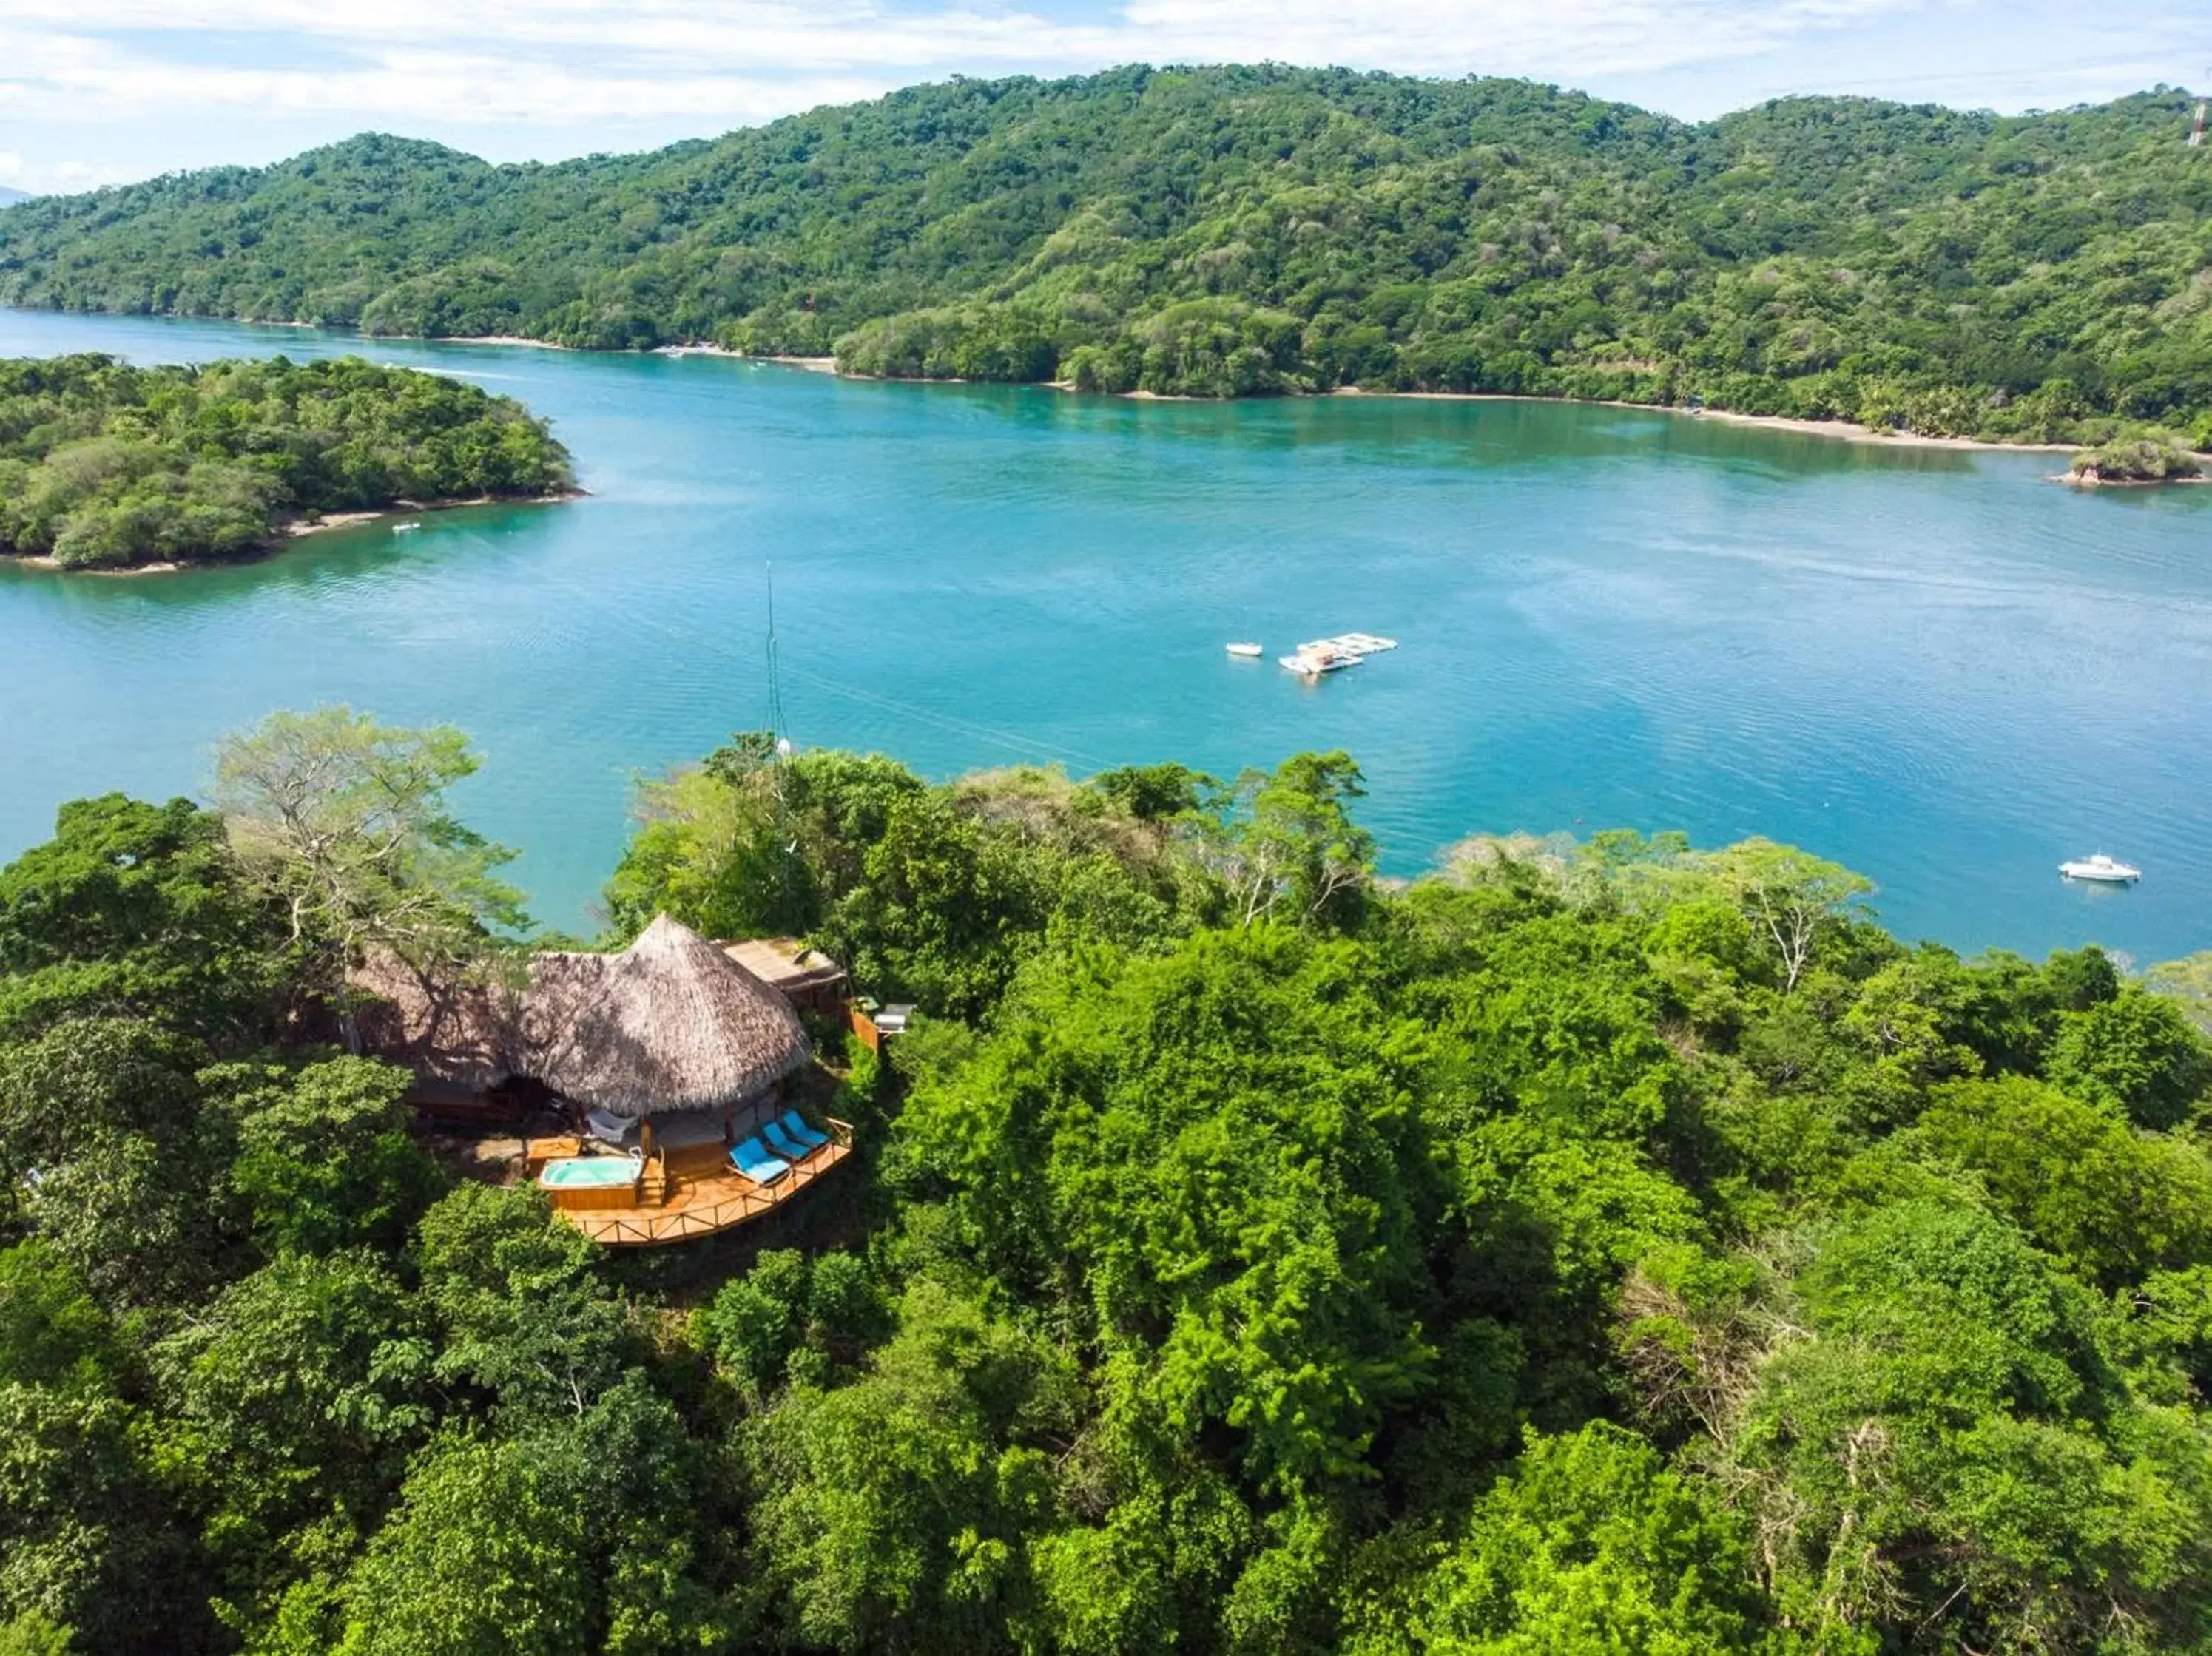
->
xmin=356 ymin=914 xmax=811 ymax=1118
xmin=528 ymin=915 xmax=810 ymax=1118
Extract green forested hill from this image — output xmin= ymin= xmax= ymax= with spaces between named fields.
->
xmin=1 ymin=65 xmax=2208 ymax=441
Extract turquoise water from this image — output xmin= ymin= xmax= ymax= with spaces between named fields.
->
xmin=3 ymin=308 xmax=2209 ymax=962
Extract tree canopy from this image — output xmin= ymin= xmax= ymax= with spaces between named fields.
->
xmin=0 ymin=354 xmax=573 ymax=568
xmin=212 ymin=706 xmax=527 ymax=1048
xmin=1 ymin=718 xmax=2210 ymax=1652
xmin=3 ymin=68 xmax=2209 ymax=445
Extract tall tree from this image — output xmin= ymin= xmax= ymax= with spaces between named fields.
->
xmin=1696 ymin=839 xmax=1872 ymax=994
xmin=212 ymin=707 xmax=526 ymax=1049
xmin=1217 ymin=752 xmax=1375 ymax=929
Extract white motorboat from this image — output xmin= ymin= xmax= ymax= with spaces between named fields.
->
xmin=391 ymin=521 xmax=422 ymax=535
xmin=1226 ymin=641 xmax=1264 ymax=658
xmin=2059 ymin=854 xmax=2141 ymax=884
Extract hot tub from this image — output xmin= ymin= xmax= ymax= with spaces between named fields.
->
xmin=539 ymin=1155 xmax=643 ymax=1211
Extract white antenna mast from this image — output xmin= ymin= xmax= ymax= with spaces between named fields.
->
xmin=766 ymin=561 xmax=789 ymax=751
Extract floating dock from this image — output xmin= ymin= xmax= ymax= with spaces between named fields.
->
xmin=1279 ymin=632 xmax=1398 ymax=677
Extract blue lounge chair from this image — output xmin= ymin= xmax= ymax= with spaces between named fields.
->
xmin=765 ymin=1118 xmax=827 ymax=1158
xmin=729 ymin=1136 xmax=792 ymax=1186
xmin=779 ymin=1110 xmax=831 ymax=1152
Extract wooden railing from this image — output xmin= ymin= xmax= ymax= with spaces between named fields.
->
xmin=563 ymin=1116 xmax=854 ymax=1247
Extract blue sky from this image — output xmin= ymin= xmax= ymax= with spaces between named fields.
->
xmin=0 ymin=0 xmax=2205 ymax=195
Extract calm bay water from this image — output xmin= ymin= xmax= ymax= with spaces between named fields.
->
xmin=2 ymin=308 xmax=2208 ymax=961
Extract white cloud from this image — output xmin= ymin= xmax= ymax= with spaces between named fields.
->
xmin=0 ymin=0 xmax=1930 ymax=134
xmin=1118 ymin=0 xmax=1915 ymax=79
xmin=0 ymin=0 xmax=2198 ymax=189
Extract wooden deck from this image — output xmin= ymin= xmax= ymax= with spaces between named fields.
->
xmin=559 ymin=1119 xmax=854 ymax=1246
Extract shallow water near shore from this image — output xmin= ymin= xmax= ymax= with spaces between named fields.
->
xmin=3 ymin=308 xmax=2209 ymax=962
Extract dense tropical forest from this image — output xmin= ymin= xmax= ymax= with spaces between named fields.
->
xmin=1 ymin=66 xmax=2208 ymax=445
xmin=4 ymin=708 xmax=2212 ymax=1653
xmin=0 ymin=354 xmax=573 ymax=569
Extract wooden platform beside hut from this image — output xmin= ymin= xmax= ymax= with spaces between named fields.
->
xmin=357 ymin=914 xmax=852 ymax=1245
xmin=715 ymin=936 xmax=849 ymax=1015
xmin=559 ymin=1118 xmax=854 ymax=1246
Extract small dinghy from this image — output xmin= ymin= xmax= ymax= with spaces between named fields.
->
xmin=1226 ymin=641 xmax=1264 ymax=658
xmin=2059 ymin=854 xmax=2141 ymax=884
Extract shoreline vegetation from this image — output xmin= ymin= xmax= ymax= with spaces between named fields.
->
xmin=382 ymin=330 xmax=2137 ymax=456
xmin=158 ymin=327 xmax=2190 ymax=460
xmin=0 ymin=354 xmax=576 ymax=571
xmin=605 ymin=337 xmax=2212 ymax=470
xmin=4 ymin=718 xmax=2212 ymax=1652
xmin=649 ymin=337 xmax=2162 ymax=456
xmin=19 ymin=323 xmax=2204 ymax=463
xmin=4 ymin=66 xmax=2210 ymax=451
xmin=6 ymin=490 xmax=589 ymax=577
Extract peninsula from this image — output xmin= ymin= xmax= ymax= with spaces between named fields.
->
xmin=0 ymin=353 xmax=575 ymax=570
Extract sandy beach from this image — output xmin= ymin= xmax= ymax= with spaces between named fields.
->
xmin=441 ymin=335 xmax=576 ymax=351
xmin=286 ymin=490 xmax=587 ymax=539
xmin=286 ymin=508 xmax=388 ymax=537
xmin=653 ymin=344 xmax=837 ymax=373
xmin=1330 ymin=388 xmax=2089 ymax=455
xmin=8 ymin=555 xmax=185 ymax=576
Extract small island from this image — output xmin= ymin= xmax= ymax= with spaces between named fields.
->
xmin=0 ymin=353 xmax=576 ymax=570
xmin=2066 ymin=438 xmax=2207 ymax=487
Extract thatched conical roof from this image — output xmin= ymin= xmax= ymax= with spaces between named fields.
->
xmin=355 ymin=915 xmax=811 ymax=1118
xmin=525 ymin=915 xmax=811 ymax=1118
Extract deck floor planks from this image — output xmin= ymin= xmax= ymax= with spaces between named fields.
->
xmin=562 ymin=1129 xmax=853 ymax=1246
